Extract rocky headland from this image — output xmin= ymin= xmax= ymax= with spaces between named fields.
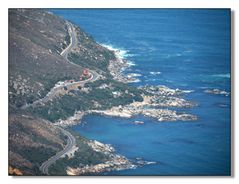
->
xmin=107 ymin=48 xmax=139 ymax=83
xmin=55 ymin=85 xmax=197 ymax=127
xmin=66 ymin=139 xmax=156 ymax=175
xmin=89 ymin=91 xmax=197 ymax=122
xmin=66 ymin=140 xmax=134 ymax=175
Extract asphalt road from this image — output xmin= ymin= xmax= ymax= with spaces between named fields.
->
xmin=61 ymin=22 xmax=99 ymax=81
xmin=39 ymin=127 xmax=76 ymax=175
xmin=60 ymin=22 xmax=77 ymax=62
xmin=21 ymin=21 xmax=99 ymax=109
xmin=39 ymin=21 xmax=99 ymax=175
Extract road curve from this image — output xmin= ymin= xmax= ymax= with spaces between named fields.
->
xmin=61 ymin=22 xmax=99 ymax=80
xmin=60 ymin=22 xmax=77 ymax=63
xmin=39 ymin=21 xmax=98 ymax=175
xmin=39 ymin=127 xmax=76 ymax=175
xmin=21 ymin=21 xmax=99 ymax=109
xmin=59 ymin=21 xmax=99 ymax=88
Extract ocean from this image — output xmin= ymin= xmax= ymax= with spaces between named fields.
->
xmin=51 ymin=9 xmax=231 ymax=175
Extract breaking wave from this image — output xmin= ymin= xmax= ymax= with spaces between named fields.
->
xmin=127 ymin=61 xmax=136 ymax=66
xmin=127 ymin=73 xmax=142 ymax=77
xmin=100 ymin=43 xmax=135 ymax=59
xmin=128 ymin=79 xmax=141 ymax=83
xmin=212 ymin=73 xmax=230 ymax=79
xmin=150 ymin=71 xmax=161 ymax=75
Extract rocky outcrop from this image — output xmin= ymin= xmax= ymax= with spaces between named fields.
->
xmin=66 ymin=140 xmax=134 ymax=175
xmin=90 ymin=107 xmax=197 ymax=122
xmin=89 ymin=85 xmax=197 ymax=122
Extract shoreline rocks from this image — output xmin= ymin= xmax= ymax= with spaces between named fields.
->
xmin=55 ymin=85 xmax=198 ymax=128
xmin=66 ymin=156 xmax=134 ymax=175
xmin=60 ymin=46 xmax=198 ymax=175
xmin=54 ymin=111 xmax=85 ymax=127
xmin=139 ymin=85 xmax=194 ymax=96
xmin=108 ymin=51 xmax=139 ymax=83
xmin=66 ymin=140 xmax=135 ymax=175
xmin=87 ymin=140 xmax=115 ymax=154
xmin=88 ymin=86 xmax=197 ymax=123
xmin=139 ymin=85 xmax=196 ymax=108
xmin=90 ymin=107 xmax=197 ymax=122
xmin=66 ymin=139 xmax=157 ymax=175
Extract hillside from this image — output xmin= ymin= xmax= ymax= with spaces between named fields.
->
xmin=9 ymin=9 xmax=119 ymax=108
xmin=9 ymin=113 xmax=66 ymax=175
xmin=9 ymin=9 xmax=143 ymax=175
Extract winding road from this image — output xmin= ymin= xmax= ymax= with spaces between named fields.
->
xmin=21 ymin=21 xmax=99 ymax=109
xmin=39 ymin=127 xmax=76 ymax=175
xmin=61 ymin=22 xmax=99 ymax=82
xmin=60 ymin=22 xmax=77 ymax=62
xmin=39 ymin=21 xmax=98 ymax=175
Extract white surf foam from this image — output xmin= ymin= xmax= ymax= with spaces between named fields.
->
xmin=182 ymin=90 xmax=194 ymax=93
xmin=212 ymin=73 xmax=230 ymax=79
xmin=145 ymin=161 xmax=157 ymax=165
xmin=127 ymin=61 xmax=136 ymax=66
xmin=128 ymin=79 xmax=141 ymax=83
xmin=150 ymin=71 xmax=161 ymax=75
xmin=127 ymin=73 xmax=142 ymax=77
xmin=100 ymin=43 xmax=133 ymax=59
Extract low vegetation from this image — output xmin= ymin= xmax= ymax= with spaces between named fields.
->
xmin=49 ymin=131 xmax=110 ymax=175
xmin=9 ymin=9 xmax=144 ymax=175
xmin=27 ymin=78 xmax=143 ymax=122
xmin=9 ymin=114 xmax=67 ymax=175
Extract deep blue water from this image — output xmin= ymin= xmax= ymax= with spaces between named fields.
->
xmin=51 ymin=9 xmax=231 ymax=175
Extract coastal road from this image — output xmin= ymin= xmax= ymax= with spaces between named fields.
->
xmin=61 ymin=22 xmax=99 ymax=80
xmin=43 ymin=21 xmax=99 ymax=97
xmin=39 ymin=127 xmax=76 ymax=175
xmin=60 ymin=22 xmax=78 ymax=64
xmin=21 ymin=21 xmax=99 ymax=109
xmin=39 ymin=21 xmax=99 ymax=175
xmin=62 ymin=22 xmax=99 ymax=80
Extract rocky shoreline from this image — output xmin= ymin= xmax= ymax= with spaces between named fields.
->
xmin=106 ymin=45 xmax=139 ymax=83
xmin=89 ymin=101 xmax=197 ymax=122
xmin=54 ymin=85 xmax=197 ymax=127
xmin=57 ymin=46 xmax=197 ymax=175
xmin=66 ymin=139 xmax=156 ymax=175
xmin=66 ymin=156 xmax=134 ymax=175
xmin=54 ymin=111 xmax=85 ymax=127
xmin=105 ymin=47 xmax=197 ymax=121
xmin=66 ymin=140 xmax=134 ymax=175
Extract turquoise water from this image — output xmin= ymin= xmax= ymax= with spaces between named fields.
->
xmin=51 ymin=9 xmax=231 ymax=175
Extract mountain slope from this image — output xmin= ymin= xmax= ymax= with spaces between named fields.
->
xmin=9 ymin=113 xmax=66 ymax=175
xmin=9 ymin=9 xmax=118 ymax=108
xmin=9 ymin=9 xmax=142 ymax=175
